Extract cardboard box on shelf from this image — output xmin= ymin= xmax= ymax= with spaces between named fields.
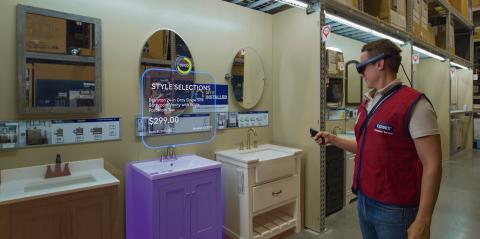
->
xmin=474 ymin=0 xmax=480 ymax=8
xmin=364 ymin=0 xmax=406 ymax=30
xmin=34 ymin=63 xmax=95 ymax=82
xmin=449 ymin=0 xmax=469 ymax=20
xmin=25 ymin=13 xmax=66 ymax=54
xmin=421 ymin=25 xmax=436 ymax=45
xmin=434 ymin=21 xmax=455 ymax=54
xmin=142 ymin=31 xmax=167 ymax=59
xmin=326 ymin=49 xmax=344 ymax=76
xmin=336 ymin=0 xmax=358 ymax=9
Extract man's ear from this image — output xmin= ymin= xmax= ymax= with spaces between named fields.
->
xmin=376 ymin=59 xmax=385 ymax=71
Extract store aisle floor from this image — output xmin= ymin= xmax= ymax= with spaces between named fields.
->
xmin=287 ymin=149 xmax=480 ymax=239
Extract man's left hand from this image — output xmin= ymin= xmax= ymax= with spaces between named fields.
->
xmin=407 ymin=218 xmax=430 ymax=239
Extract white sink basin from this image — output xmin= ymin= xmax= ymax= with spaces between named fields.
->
xmin=24 ymin=174 xmax=96 ymax=192
xmin=216 ymin=144 xmax=302 ymax=184
xmin=132 ymin=154 xmax=221 ymax=180
xmin=240 ymin=148 xmax=293 ymax=161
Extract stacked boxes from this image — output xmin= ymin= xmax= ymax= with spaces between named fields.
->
xmin=413 ymin=0 xmax=435 ymax=45
xmin=326 ymin=49 xmax=345 ymax=77
xmin=434 ymin=21 xmax=455 ymax=54
xmin=420 ymin=0 xmax=435 ymax=45
xmin=413 ymin=0 xmax=422 ymax=36
xmin=363 ymin=0 xmax=406 ymax=30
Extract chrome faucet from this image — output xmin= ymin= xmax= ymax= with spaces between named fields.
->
xmin=161 ymin=145 xmax=177 ymax=161
xmin=332 ymin=126 xmax=343 ymax=135
xmin=246 ymin=128 xmax=258 ymax=150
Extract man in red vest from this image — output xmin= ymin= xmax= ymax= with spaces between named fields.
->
xmin=313 ymin=39 xmax=442 ymax=239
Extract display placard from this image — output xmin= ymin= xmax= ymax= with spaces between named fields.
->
xmin=0 ymin=117 xmax=121 ymax=150
xmin=140 ymin=65 xmax=219 ymax=149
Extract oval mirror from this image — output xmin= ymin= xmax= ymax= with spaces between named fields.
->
xmin=140 ymin=29 xmax=195 ymax=117
xmin=229 ymin=48 xmax=265 ymax=109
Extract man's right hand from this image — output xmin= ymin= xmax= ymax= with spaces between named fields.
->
xmin=312 ymin=131 xmax=336 ymax=146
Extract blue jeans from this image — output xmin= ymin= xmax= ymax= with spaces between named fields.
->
xmin=357 ymin=192 xmax=418 ymax=239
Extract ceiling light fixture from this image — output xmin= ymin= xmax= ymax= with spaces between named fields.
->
xmin=275 ymin=0 xmax=308 ymax=9
xmin=450 ymin=61 xmax=468 ymax=69
xmin=412 ymin=46 xmax=445 ymax=61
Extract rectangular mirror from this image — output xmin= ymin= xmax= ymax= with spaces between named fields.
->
xmin=17 ymin=5 xmax=101 ymax=114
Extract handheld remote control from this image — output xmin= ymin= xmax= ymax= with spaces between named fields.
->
xmin=310 ymin=128 xmax=325 ymax=145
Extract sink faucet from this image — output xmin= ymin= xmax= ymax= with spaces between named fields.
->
xmin=161 ymin=146 xmax=177 ymax=162
xmin=332 ymin=126 xmax=343 ymax=135
xmin=45 ymin=154 xmax=71 ymax=179
xmin=246 ymin=128 xmax=258 ymax=150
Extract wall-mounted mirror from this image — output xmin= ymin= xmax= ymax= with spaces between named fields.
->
xmin=228 ymin=48 xmax=265 ymax=109
xmin=140 ymin=29 xmax=195 ymax=119
xmin=17 ymin=5 xmax=101 ymax=114
xmin=345 ymin=60 xmax=363 ymax=106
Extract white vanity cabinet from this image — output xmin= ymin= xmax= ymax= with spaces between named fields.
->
xmin=216 ymin=144 xmax=303 ymax=239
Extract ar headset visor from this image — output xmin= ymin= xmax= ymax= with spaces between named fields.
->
xmin=356 ymin=53 xmax=393 ymax=74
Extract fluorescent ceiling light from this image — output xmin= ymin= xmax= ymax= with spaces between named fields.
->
xmin=325 ymin=12 xmax=405 ymax=45
xmin=275 ymin=0 xmax=308 ymax=9
xmin=326 ymin=47 xmax=343 ymax=53
xmin=450 ymin=61 xmax=468 ymax=69
xmin=412 ymin=46 xmax=445 ymax=61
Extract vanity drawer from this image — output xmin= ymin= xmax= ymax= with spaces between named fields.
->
xmin=255 ymin=156 xmax=296 ymax=184
xmin=252 ymin=176 xmax=297 ymax=213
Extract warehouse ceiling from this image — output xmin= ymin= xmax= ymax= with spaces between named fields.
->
xmin=223 ymin=0 xmax=311 ymax=14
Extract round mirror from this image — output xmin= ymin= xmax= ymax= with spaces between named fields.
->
xmin=229 ymin=48 xmax=265 ymax=109
xmin=140 ymin=29 xmax=195 ymax=118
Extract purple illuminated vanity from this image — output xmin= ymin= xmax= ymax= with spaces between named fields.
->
xmin=126 ymin=154 xmax=223 ymax=239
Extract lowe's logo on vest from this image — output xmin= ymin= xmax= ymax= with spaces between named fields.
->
xmin=374 ymin=122 xmax=394 ymax=135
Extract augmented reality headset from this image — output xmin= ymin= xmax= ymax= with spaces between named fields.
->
xmin=356 ymin=53 xmax=393 ymax=74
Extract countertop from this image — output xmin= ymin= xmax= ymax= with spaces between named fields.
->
xmin=215 ymin=144 xmax=303 ymax=164
xmin=0 ymin=158 xmax=119 ymax=205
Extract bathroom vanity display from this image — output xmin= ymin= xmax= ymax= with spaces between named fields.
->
xmin=0 ymin=158 xmax=120 ymax=239
xmin=126 ymin=154 xmax=223 ymax=239
xmin=215 ymin=144 xmax=303 ymax=239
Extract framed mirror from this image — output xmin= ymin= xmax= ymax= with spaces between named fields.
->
xmin=345 ymin=60 xmax=363 ymax=106
xmin=228 ymin=48 xmax=265 ymax=109
xmin=17 ymin=5 xmax=101 ymax=114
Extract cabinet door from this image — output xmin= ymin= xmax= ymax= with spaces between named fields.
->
xmin=10 ymin=201 xmax=66 ymax=239
xmin=157 ymin=181 xmax=191 ymax=239
xmin=65 ymin=189 xmax=113 ymax=239
xmin=190 ymin=174 xmax=220 ymax=239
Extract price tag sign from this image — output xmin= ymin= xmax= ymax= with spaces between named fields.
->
xmin=412 ymin=54 xmax=420 ymax=64
xmin=322 ymin=25 xmax=331 ymax=42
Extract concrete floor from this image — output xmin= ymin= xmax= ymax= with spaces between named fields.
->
xmin=286 ymin=149 xmax=480 ymax=239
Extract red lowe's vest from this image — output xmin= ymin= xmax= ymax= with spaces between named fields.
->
xmin=353 ymin=85 xmax=425 ymax=206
